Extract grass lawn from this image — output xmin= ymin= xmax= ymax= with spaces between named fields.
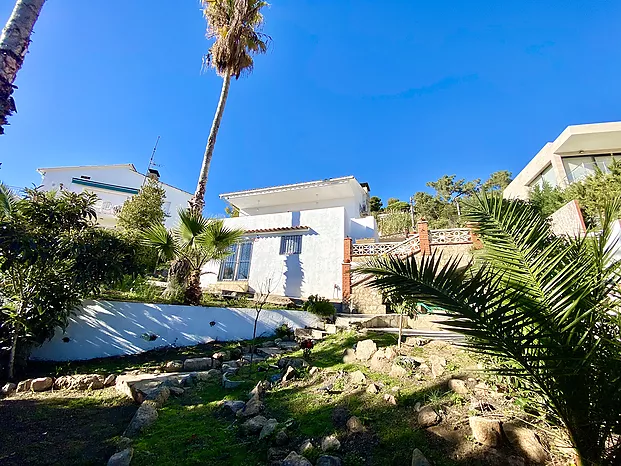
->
xmin=0 ymin=388 xmax=136 ymax=466
xmin=129 ymin=331 xmax=527 ymax=466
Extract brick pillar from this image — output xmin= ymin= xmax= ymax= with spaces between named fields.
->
xmin=466 ymin=222 xmax=483 ymax=249
xmin=342 ymin=238 xmax=353 ymax=301
xmin=417 ymin=219 xmax=431 ymax=255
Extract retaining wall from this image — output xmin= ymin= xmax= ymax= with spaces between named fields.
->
xmin=30 ymin=300 xmax=321 ymax=361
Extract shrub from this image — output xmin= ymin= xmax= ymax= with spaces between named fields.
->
xmin=302 ymin=295 xmax=336 ymax=318
xmin=274 ymin=323 xmax=293 ymax=339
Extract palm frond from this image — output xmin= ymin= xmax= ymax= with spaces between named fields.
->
xmin=176 ymin=209 xmax=210 ymax=248
xmin=141 ymin=223 xmax=177 ymax=261
xmin=0 ymin=183 xmax=18 ymax=220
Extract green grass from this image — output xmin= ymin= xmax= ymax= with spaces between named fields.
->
xmin=130 ymin=331 xmax=486 ymax=466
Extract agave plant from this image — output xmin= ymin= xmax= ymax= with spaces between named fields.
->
xmin=142 ymin=210 xmax=243 ymax=305
xmin=359 ymin=193 xmax=621 ymax=466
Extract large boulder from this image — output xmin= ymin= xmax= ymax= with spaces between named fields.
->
xmin=417 ymin=406 xmax=441 ymax=427
xmin=124 ymin=402 xmax=158 ymax=438
xmin=107 ymin=448 xmax=133 ymax=466
xmin=55 ymin=374 xmax=104 ymax=390
xmin=237 ymin=395 xmax=264 ymax=418
xmin=503 ymin=424 xmax=548 ymax=464
xmin=349 ymin=370 xmax=366 ymax=385
xmin=144 ymin=386 xmax=170 ymax=408
xmin=469 ymin=416 xmax=502 ymax=447
xmin=389 ymin=363 xmax=408 ymax=378
xmin=321 ymin=435 xmax=341 ymax=452
xmin=196 ymin=369 xmax=221 ymax=382
xmin=411 ymin=448 xmax=431 ymax=466
xmin=103 ymin=375 xmax=117 ymax=387
xmin=428 ymin=355 xmax=446 ymax=378
xmin=183 ymin=358 xmax=212 ymax=371
xmin=1 ymin=383 xmax=17 ymax=397
xmin=259 ymin=418 xmax=279 ymax=440
xmin=16 ymin=379 xmax=33 ymax=392
xmin=448 ymin=379 xmax=468 ymax=395
xmin=355 ymin=340 xmax=377 ymax=361
xmin=222 ymin=400 xmax=245 ymax=415
xmin=282 ymin=451 xmax=312 ymax=466
xmin=31 ymin=377 xmax=53 ymax=392
xmin=278 ymin=357 xmax=308 ymax=371
xmin=162 ymin=361 xmax=184 ymax=373
xmin=241 ymin=415 xmax=268 ymax=435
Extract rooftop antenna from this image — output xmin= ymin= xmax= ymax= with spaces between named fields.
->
xmin=143 ymin=135 xmax=161 ymax=186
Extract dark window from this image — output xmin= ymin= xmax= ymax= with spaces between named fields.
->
xmin=219 ymin=241 xmax=253 ymax=281
xmin=80 ymin=175 xmax=91 ymax=180
xmin=280 ymin=235 xmax=302 ymax=255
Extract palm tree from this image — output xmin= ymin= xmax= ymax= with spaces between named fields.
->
xmin=359 ymin=194 xmax=621 ymax=466
xmin=188 ymin=0 xmax=269 ymax=214
xmin=1 ymin=0 xmax=46 ymax=135
xmin=143 ymin=209 xmax=243 ymax=305
xmin=0 ymin=183 xmax=17 ymax=219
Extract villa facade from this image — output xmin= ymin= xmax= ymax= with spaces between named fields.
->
xmin=37 ymin=164 xmax=192 ymax=228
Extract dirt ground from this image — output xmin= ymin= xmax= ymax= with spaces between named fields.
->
xmin=0 ymin=388 xmax=136 ymax=466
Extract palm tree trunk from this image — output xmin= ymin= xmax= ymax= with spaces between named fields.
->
xmin=0 ymin=0 xmax=46 ymax=135
xmin=189 ymin=69 xmax=232 ymax=214
xmin=184 ymin=269 xmax=203 ymax=305
xmin=398 ymin=312 xmax=403 ymax=349
xmin=8 ymin=323 xmax=19 ymax=379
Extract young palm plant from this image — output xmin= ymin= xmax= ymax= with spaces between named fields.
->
xmin=142 ymin=210 xmax=243 ymax=305
xmin=359 ymin=194 xmax=621 ymax=466
xmin=189 ymin=0 xmax=270 ymax=214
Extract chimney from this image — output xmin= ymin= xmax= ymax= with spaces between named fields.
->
xmin=147 ymin=168 xmax=160 ymax=181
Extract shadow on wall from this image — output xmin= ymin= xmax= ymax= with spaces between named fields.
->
xmin=283 ymin=254 xmax=304 ymax=298
xmin=30 ymin=301 xmax=321 ymax=362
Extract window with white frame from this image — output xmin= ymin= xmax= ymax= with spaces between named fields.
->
xmin=528 ymin=164 xmax=558 ymax=189
xmin=219 ymin=241 xmax=253 ymax=281
xmin=280 ymin=235 xmax=302 ymax=255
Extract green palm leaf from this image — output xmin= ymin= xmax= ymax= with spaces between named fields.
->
xmin=142 ymin=223 xmax=177 ymax=262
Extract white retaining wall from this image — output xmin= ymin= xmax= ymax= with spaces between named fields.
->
xmin=30 ymin=300 xmax=321 ymax=361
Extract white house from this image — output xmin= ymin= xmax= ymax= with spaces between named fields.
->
xmin=504 ymin=121 xmax=621 ymax=200
xmin=202 ymin=176 xmax=377 ymax=302
xmin=37 ymin=163 xmax=192 ymax=228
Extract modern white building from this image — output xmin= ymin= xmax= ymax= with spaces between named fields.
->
xmin=202 ymin=176 xmax=377 ymax=301
xmin=504 ymin=121 xmax=621 ymax=200
xmin=37 ymin=163 xmax=192 ymax=228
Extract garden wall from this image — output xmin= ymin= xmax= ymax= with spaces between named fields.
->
xmin=30 ymin=300 xmax=321 ymax=361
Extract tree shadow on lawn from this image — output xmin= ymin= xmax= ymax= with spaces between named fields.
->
xmin=0 ymin=391 xmax=136 ymax=466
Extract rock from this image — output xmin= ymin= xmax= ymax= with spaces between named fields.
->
xmin=355 ymin=339 xmax=377 ymax=361
xmin=144 ymin=386 xmax=170 ymax=408
xmin=249 ymin=380 xmax=268 ymax=399
xmin=404 ymin=337 xmax=428 ymax=347
xmin=317 ymin=455 xmax=343 ymax=466
xmin=282 ymin=366 xmax=297 ymax=383
xmin=124 ymin=402 xmax=158 ymax=437
xmin=238 ymin=395 xmax=264 ymax=418
xmin=181 ymin=373 xmax=197 ymax=387
xmin=223 ymin=400 xmax=245 ymax=415
xmin=469 ymin=416 xmax=502 ymax=447
xmin=274 ymin=429 xmax=289 ymax=446
xmin=162 ymin=360 xmax=184 ymax=373
xmin=277 ymin=341 xmax=300 ymax=351
xmin=107 ymin=448 xmax=133 ymax=466
xmin=389 ymin=363 xmax=408 ymax=378
xmin=349 ymin=370 xmax=366 ymax=385
xmin=212 ymin=351 xmax=230 ymax=362
xmin=366 ymin=383 xmax=379 ymax=394
xmin=503 ymin=424 xmax=548 ymax=464
xmin=241 ymin=415 xmax=268 ymax=435
xmin=309 ymin=367 xmax=319 ymax=376
xmin=321 ymin=435 xmax=341 ymax=452
xmin=31 ymin=377 xmax=53 ymax=392
xmin=428 ymin=355 xmax=446 ymax=378
xmin=222 ymin=362 xmax=239 ymax=375
xmin=196 ymin=369 xmax=221 ymax=382
xmin=383 ymin=394 xmax=397 ymax=405
xmin=1 ymin=383 xmax=17 ymax=397
xmin=342 ymin=348 xmax=356 ymax=364
xmin=411 ymin=448 xmax=431 ymax=466
xmin=278 ymin=357 xmax=308 ymax=371
xmin=103 ymin=375 xmax=117 ymax=387
xmin=282 ymin=451 xmax=313 ymax=466
xmin=332 ymin=407 xmax=350 ymax=428
xmin=169 ymin=387 xmax=184 ymax=396
xmin=346 ymin=416 xmax=364 ymax=433
xmin=448 ymin=379 xmax=468 ymax=395
xmin=417 ymin=406 xmax=441 ymax=427
xmin=116 ymin=436 xmax=133 ymax=451
xmin=259 ymin=418 xmax=279 ymax=440
xmin=222 ymin=372 xmax=243 ymax=389
xmin=183 ymin=357 xmax=212 ymax=371
xmin=268 ymin=447 xmax=289 ymax=462
xmin=299 ymin=439 xmax=314 ymax=455
xmin=414 ymin=402 xmax=422 ymax=412
xmin=16 ymin=379 xmax=32 ymax=392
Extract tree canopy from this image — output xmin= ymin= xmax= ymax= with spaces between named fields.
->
xmin=117 ymin=179 xmax=166 ymax=232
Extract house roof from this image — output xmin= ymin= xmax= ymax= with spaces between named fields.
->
xmin=244 ymin=226 xmax=311 ymax=235
xmin=220 ymin=176 xmax=370 ymax=212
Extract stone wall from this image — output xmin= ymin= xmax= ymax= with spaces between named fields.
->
xmin=348 ymin=282 xmax=387 ymax=314
xmin=549 ymin=199 xmax=586 ymax=237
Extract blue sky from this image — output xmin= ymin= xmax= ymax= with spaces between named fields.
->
xmin=1 ymin=1 xmax=621 ymax=215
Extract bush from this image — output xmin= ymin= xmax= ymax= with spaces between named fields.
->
xmin=274 ymin=323 xmax=293 ymax=339
xmin=302 ymin=295 xmax=336 ymax=318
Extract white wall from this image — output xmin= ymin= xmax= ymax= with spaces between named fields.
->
xmin=30 ymin=300 xmax=322 ymax=361
xmin=203 ymin=207 xmax=346 ymax=300
xmin=350 ymin=216 xmax=378 ymax=241
xmin=39 ymin=166 xmax=191 ymax=228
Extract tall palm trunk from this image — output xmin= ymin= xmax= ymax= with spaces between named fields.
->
xmin=189 ymin=69 xmax=232 ymax=214
xmin=0 ymin=0 xmax=46 ymax=135
xmin=7 ymin=321 xmax=19 ymax=379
